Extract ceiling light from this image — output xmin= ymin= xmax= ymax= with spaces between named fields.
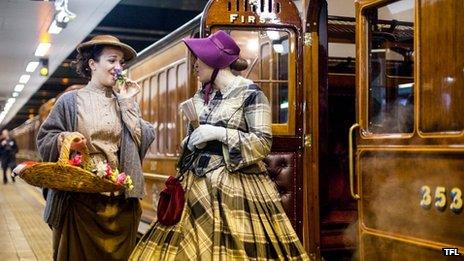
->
xmin=19 ymin=74 xmax=30 ymax=84
xmin=35 ymin=43 xmax=51 ymax=57
xmin=39 ymin=58 xmax=49 ymax=77
xmin=26 ymin=61 xmax=40 ymax=72
xmin=14 ymin=84 xmax=24 ymax=92
xmin=12 ymin=92 xmax=19 ymax=98
xmin=48 ymin=20 xmax=63 ymax=34
xmin=50 ymin=0 xmax=76 ymax=33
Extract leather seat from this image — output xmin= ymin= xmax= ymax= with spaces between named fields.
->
xmin=263 ymin=152 xmax=297 ymax=226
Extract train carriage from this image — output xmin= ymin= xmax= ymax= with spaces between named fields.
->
xmin=354 ymin=0 xmax=464 ymax=259
xmin=10 ymin=0 xmax=463 ymax=259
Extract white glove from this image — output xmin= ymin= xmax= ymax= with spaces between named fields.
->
xmin=182 ymin=136 xmax=206 ymax=151
xmin=188 ymin=124 xmax=226 ymax=150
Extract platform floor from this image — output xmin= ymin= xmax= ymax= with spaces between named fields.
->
xmin=0 ymin=178 xmax=52 ymax=260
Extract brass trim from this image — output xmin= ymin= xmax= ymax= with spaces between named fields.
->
xmin=349 ymin=123 xmax=360 ymax=200
xmin=304 ymin=32 xmax=312 ymax=46
xmin=303 ymin=134 xmax=312 ymax=148
xmin=361 ymin=228 xmax=464 ymax=251
xmin=143 ymin=172 xmax=170 ymax=181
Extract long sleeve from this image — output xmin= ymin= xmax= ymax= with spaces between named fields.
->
xmin=118 ymin=97 xmax=144 ymax=147
xmin=35 ymin=92 xmax=76 ymax=228
xmin=118 ymin=97 xmax=155 ymax=198
xmin=37 ymin=93 xmax=75 ymax=162
xmin=223 ymin=90 xmax=272 ymax=172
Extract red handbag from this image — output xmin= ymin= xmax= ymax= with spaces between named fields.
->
xmin=157 ymin=130 xmax=197 ymax=226
xmin=157 ymin=176 xmax=185 ymax=226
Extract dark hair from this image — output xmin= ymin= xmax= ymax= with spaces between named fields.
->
xmin=229 ymin=58 xmax=248 ymax=71
xmin=73 ymin=45 xmax=105 ymax=79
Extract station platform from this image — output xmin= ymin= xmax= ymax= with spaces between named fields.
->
xmin=0 ymin=179 xmax=52 ymax=260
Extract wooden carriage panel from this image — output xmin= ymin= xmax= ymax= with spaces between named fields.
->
xmin=130 ymin=43 xmax=186 ymax=81
xmin=141 ymin=79 xmax=151 ymax=120
xmin=359 ymin=150 xmax=464 ymax=249
xmin=129 ymin=41 xmax=190 ymax=159
xmin=167 ymin=67 xmax=178 ymax=156
xmin=202 ymin=0 xmax=301 ymax=30
xmin=360 ymin=234 xmax=447 ymax=259
xmin=418 ymin=0 xmax=464 ymax=134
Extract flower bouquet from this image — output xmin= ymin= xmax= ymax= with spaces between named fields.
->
xmin=14 ymin=133 xmax=132 ymax=193
xmin=68 ymin=154 xmax=133 ymax=191
xmin=114 ymin=68 xmax=127 ymax=85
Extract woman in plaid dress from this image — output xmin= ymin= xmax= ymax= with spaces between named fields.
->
xmin=130 ymin=30 xmax=309 ymax=260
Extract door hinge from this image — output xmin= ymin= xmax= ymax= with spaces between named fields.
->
xmin=304 ymin=134 xmax=312 ymax=148
xmin=304 ymin=33 xmax=312 ymax=47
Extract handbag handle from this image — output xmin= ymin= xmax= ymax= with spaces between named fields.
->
xmin=57 ymin=132 xmax=92 ymax=170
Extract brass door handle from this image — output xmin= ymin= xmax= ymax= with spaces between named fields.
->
xmin=349 ymin=123 xmax=360 ymax=200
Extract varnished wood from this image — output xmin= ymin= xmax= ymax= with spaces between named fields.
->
xmin=201 ymin=0 xmax=302 ymax=34
xmin=417 ymin=0 xmax=464 ymax=136
xmin=355 ymin=0 xmax=464 ymax=259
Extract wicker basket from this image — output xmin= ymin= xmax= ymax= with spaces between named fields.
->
xmin=14 ymin=133 xmax=122 ymax=193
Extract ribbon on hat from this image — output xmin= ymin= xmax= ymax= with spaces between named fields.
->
xmin=202 ymin=68 xmax=219 ymax=105
xmin=210 ymin=37 xmax=238 ymax=55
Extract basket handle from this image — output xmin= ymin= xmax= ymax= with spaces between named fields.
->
xmin=58 ymin=132 xmax=92 ymax=170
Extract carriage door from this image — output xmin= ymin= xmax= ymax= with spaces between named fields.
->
xmin=200 ymin=0 xmax=311 ymax=249
xmin=353 ymin=0 xmax=464 ymax=259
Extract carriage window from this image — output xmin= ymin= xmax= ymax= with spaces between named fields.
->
xmin=419 ymin=0 xmax=464 ymax=133
xmin=225 ymin=29 xmax=293 ymax=125
xmin=366 ymin=0 xmax=414 ymax=134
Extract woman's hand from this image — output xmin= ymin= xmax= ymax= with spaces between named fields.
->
xmin=118 ymin=79 xmax=140 ymax=99
xmin=188 ymin=124 xmax=226 ymax=149
xmin=183 ymin=135 xmax=206 ymax=151
xmin=69 ymin=133 xmax=87 ymax=152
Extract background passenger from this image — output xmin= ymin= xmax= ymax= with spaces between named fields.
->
xmin=0 ymin=129 xmax=18 ymax=184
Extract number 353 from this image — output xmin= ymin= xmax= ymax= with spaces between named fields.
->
xmin=420 ymin=186 xmax=462 ymax=213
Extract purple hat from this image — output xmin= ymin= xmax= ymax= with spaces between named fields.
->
xmin=183 ymin=30 xmax=240 ymax=69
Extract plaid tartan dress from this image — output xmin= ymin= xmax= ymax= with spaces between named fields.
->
xmin=130 ymin=77 xmax=309 ymax=260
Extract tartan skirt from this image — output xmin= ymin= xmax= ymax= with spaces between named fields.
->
xmin=130 ymin=167 xmax=310 ymax=260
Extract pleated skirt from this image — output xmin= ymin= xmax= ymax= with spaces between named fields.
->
xmin=130 ymin=167 xmax=310 ymax=260
xmin=53 ymin=193 xmax=141 ymax=261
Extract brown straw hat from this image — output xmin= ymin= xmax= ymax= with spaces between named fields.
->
xmin=76 ymin=35 xmax=137 ymax=61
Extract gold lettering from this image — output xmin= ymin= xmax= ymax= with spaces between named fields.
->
xmin=229 ymin=14 xmax=265 ymax=24
xmin=230 ymin=14 xmax=238 ymax=23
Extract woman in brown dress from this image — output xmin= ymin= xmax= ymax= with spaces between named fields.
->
xmin=37 ymin=35 xmax=155 ymax=260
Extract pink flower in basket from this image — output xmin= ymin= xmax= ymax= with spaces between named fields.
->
xmin=69 ymin=154 xmax=82 ymax=167
xmin=116 ymin=172 xmax=127 ymax=185
xmin=105 ymin=163 xmax=113 ymax=178
xmin=91 ymin=161 xmax=133 ymax=191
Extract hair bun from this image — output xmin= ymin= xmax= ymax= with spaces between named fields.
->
xmin=230 ymin=58 xmax=248 ymax=71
